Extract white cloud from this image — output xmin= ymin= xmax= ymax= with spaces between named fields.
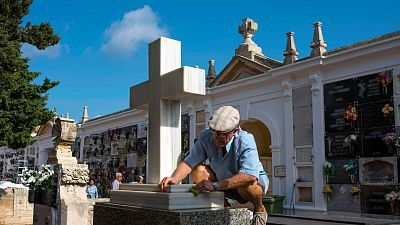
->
xmin=101 ymin=5 xmax=168 ymax=58
xmin=21 ymin=43 xmax=68 ymax=59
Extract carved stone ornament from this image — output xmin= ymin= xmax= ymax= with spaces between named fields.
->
xmin=309 ymin=73 xmax=321 ymax=95
xmin=282 ymin=80 xmax=292 ymax=101
xmin=61 ymin=167 xmax=89 ymax=185
xmin=52 ymin=117 xmax=77 ymax=147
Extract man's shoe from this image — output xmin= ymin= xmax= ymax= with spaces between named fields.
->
xmin=251 ymin=211 xmax=267 ymax=225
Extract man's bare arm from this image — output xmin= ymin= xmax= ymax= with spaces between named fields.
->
xmin=171 ymin=161 xmax=192 ymax=181
xmin=217 ymin=172 xmax=257 ymax=190
xmin=159 ymin=161 xmax=192 ymax=191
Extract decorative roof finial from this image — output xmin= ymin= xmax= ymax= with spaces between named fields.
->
xmin=235 ymin=18 xmax=263 ymax=59
xmin=283 ymin=32 xmax=299 ymax=64
xmin=310 ymin=22 xmax=327 ymax=57
xmin=206 ymin=60 xmax=217 ymax=84
xmin=81 ymin=106 xmax=88 ymax=124
xmin=65 ymin=112 xmax=69 ymax=119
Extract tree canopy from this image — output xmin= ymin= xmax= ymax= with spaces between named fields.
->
xmin=0 ymin=0 xmax=60 ymax=149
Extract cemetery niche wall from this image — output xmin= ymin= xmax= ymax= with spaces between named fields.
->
xmin=78 ymin=123 xmax=148 ymax=198
xmin=324 ymin=70 xmax=399 ymax=217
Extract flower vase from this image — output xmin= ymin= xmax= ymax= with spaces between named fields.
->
xmin=382 ymin=85 xmax=388 ymax=96
xmin=350 ymin=175 xmax=355 ymax=184
xmin=388 ymin=144 xmax=393 ymax=154
xmin=350 ymin=121 xmax=354 ymax=129
xmin=327 ymin=196 xmax=331 ymax=202
xmin=390 ymin=202 xmax=394 ymax=213
xmin=324 ymin=176 xmax=329 ymax=184
xmin=353 ymin=195 xmax=358 ymax=203
xmin=349 ymin=145 xmax=353 ymax=154
xmin=35 ymin=189 xmax=43 ymax=205
xmin=42 ymin=189 xmax=55 ymax=206
xmin=28 ymin=189 xmax=35 ymax=203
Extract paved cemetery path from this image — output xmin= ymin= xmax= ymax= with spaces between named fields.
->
xmin=267 ymin=214 xmax=400 ymax=225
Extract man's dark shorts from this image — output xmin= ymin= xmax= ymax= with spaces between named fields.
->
xmin=224 ymin=188 xmax=248 ymax=204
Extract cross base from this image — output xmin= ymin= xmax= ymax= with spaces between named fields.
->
xmin=93 ymin=202 xmax=252 ymax=225
xmin=110 ymin=184 xmax=224 ymax=210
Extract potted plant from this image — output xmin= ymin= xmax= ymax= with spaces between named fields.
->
xmin=36 ymin=165 xmax=55 ymax=206
xmin=323 ymin=162 xmax=335 ymax=183
xmin=21 ymin=169 xmax=38 ymax=203
xmin=343 ymin=160 xmax=358 ymax=183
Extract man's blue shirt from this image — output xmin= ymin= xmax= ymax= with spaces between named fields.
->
xmin=184 ymin=129 xmax=267 ymax=182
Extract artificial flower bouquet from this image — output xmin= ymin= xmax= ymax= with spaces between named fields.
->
xmin=343 ymin=104 xmax=358 ymax=121
xmin=344 ymin=134 xmax=358 ymax=148
xmin=323 ymin=162 xmax=335 ymax=176
xmin=383 ymin=132 xmax=399 ymax=146
xmin=382 ymin=104 xmax=393 ymax=116
xmin=350 ymin=185 xmax=360 ymax=196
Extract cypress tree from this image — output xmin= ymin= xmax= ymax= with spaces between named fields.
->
xmin=0 ymin=0 xmax=59 ymax=149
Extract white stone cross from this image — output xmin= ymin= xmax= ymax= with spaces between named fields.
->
xmin=130 ymin=37 xmax=205 ymax=184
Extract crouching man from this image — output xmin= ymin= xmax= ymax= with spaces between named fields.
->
xmin=159 ymin=106 xmax=269 ymax=225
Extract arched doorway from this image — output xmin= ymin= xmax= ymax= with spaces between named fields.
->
xmin=240 ymin=119 xmax=272 ymax=193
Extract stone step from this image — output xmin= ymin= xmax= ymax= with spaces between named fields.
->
xmin=119 ymin=183 xmax=195 ymax=192
xmin=110 ymin=189 xmax=224 ymax=210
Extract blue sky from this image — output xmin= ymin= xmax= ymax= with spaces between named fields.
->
xmin=23 ymin=0 xmax=400 ymax=122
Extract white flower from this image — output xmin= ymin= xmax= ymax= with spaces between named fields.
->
xmin=27 ymin=176 xmax=35 ymax=184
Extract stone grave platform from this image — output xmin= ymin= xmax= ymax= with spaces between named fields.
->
xmin=94 ymin=184 xmax=252 ymax=225
xmin=110 ymin=184 xmax=224 ymax=210
xmin=93 ymin=202 xmax=251 ymax=225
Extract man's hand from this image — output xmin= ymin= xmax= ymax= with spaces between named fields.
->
xmin=159 ymin=177 xmax=177 ymax=192
xmin=195 ymin=179 xmax=215 ymax=192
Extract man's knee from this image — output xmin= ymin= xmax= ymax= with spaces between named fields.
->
xmin=191 ymin=164 xmax=215 ymax=183
xmin=237 ymin=180 xmax=263 ymax=200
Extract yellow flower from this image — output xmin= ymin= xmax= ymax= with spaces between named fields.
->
xmin=382 ymin=104 xmax=393 ymax=115
xmin=323 ymin=184 xmax=333 ymax=194
xmin=350 ymin=185 xmax=360 ymax=194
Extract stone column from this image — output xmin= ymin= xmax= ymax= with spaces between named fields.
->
xmin=48 ymin=117 xmax=90 ymax=225
xmin=393 ymin=67 xmax=400 ymax=128
xmin=186 ymin=103 xmax=196 ymax=150
xmin=271 ymin=145 xmax=283 ymax=196
xmin=282 ymin=80 xmax=294 ymax=204
xmin=203 ymin=98 xmax=213 ymax=127
xmin=309 ymin=73 xmax=326 ymax=211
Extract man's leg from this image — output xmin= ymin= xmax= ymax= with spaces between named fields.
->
xmin=191 ymin=164 xmax=216 ymax=183
xmin=236 ymin=181 xmax=265 ymax=212
xmin=237 ymin=181 xmax=267 ymax=225
xmin=191 ymin=165 xmax=231 ymax=207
